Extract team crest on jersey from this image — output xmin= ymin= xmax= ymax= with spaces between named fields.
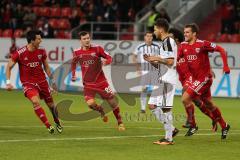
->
xmin=90 ymin=52 xmax=96 ymax=57
xmin=195 ymin=48 xmax=200 ymax=53
xmin=24 ymin=57 xmax=28 ymax=61
xmin=184 ymin=49 xmax=187 ymax=52
xmin=38 ymin=55 xmax=42 ymax=60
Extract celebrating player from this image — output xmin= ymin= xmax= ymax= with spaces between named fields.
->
xmin=71 ymin=31 xmax=125 ymax=131
xmin=169 ymin=28 xmax=217 ymax=131
xmin=179 ymin=23 xmax=230 ymax=139
xmin=132 ymin=31 xmax=161 ymax=113
xmin=144 ymin=19 xmax=179 ymax=145
xmin=5 ymin=30 xmax=62 ymax=134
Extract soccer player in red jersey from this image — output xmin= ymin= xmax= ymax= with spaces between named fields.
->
xmin=179 ymin=23 xmax=230 ymax=139
xmin=169 ymin=28 xmax=217 ymax=131
xmin=5 ymin=30 xmax=62 ymax=134
xmin=71 ymin=31 xmax=125 ymax=131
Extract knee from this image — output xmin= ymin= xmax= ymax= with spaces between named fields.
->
xmin=148 ymin=104 xmax=156 ymax=110
xmin=31 ymin=99 xmax=40 ymax=107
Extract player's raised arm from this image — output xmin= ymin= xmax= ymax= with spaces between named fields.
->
xmin=203 ymin=41 xmax=230 ymax=74
xmin=5 ymin=58 xmax=16 ymax=91
xmin=99 ymin=46 xmax=112 ymax=66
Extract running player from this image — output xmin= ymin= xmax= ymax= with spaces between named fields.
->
xmin=179 ymin=23 xmax=230 ymax=139
xmin=5 ymin=30 xmax=62 ymax=134
xmin=71 ymin=31 xmax=125 ymax=131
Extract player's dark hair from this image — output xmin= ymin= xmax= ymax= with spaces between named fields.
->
xmin=168 ymin=28 xmax=184 ymax=43
xmin=184 ymin=23 xmax=199 ymax=34
xmin=26 ymin=30 xmax=43 ymax=44
xmin=79 ymin=31 xmax=90 ymax=39
xmin=144 ymin=31 xmax=153 ymax=36
xmin=154 ymin=18 xmax=169 ymax=32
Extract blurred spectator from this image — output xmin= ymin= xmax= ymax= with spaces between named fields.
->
xmin=5 ymin=38 xmax=18 ymax=59
xmin=221 ymin=0 xmax=235 ymax=34
xmin=158 ymin=8 xmax=171 ymax=23
xmin=147 ymin=7 xmax=160 ymax=32
xmin=23 ymin=7 xmax=37 ymax=28
xmin=70 ymin=9 xmax=81 ymax=28
xmin=38 ymin=18 xmax=54 ymax=38
xmin=13 ymin=4 xmax=25 ymax=29
xmin=93 ymin=15 xmax=105 ymax=39
xmin=2 ymin=4 xmax=12 ymax=29
xmin=86 ymin=3 xmax=98 ymax=22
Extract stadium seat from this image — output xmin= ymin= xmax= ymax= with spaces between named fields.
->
xmin=34 ymin=0 xmax=44 ymax=5
xmin=50 ymin=7 xmax=61 ymax=17
xmin=39 ymin=7 xmax=51 ymax=17
xmin=58 ymin=19 xmax=71 ymax=29
xmin=230 ymin=34 xmax=240 ymax=43
xmin=216 ymin=34 xmax=230 ymax=42
xmin=48 ymin=18 xmax=58 ymax=29
xmin=33 ymin=6 xmax=41 ymax=16
xmin=61 ymin=7 xmax=72 ymax=17
xmin=14 ymin=29 xmax=23 ymax=38
xmin=56 ymin=31 xmax=71 ymax=39
xmin=2 ymin=29 xmax=13 ymax=37
xmin=206 ymin=33 xmax=216 ymax=42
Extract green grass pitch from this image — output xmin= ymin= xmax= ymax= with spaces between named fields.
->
xmin=0 ymin=89 xmax=240 ymax=160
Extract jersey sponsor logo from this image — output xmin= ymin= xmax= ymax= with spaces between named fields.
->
xmin=83 ymin=60 xmax=95 ymax=66
xmin=27 ymin=62 xmax=40 ymax=67
xmin=38 ymin=54 xmax=42 ymax=60
xmin=187 ymin=55 xmax=197 ymax=61
xmin=90 ymin=52 xmax=96 ymax=57
xmin=177 ymin=58 xmax=185 ymax=64
xmin=195 ymin=48 xmax=200 ymax=53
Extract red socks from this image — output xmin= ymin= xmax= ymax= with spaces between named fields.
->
xmin=34 ymin=106 xmax=51 ymax=128
xmin=113 ymin=106 xmax=122 ymax=125
xmin=211 ymin=107 xmax=227 ymax=129
xmin=198 ymin=102 xmax=214 ymax=120
xmin=185 ymin=104 xmax=196 ymax=127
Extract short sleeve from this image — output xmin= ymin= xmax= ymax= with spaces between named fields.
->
xmin=203 ymin=40 xmax=216 ymax=52
xmin=98 ymin=46 xmax=111 ymax=58
xmin=42 ymin=49 xmax=47 ymax=61
xmin=161 ymin=38 xmax=176 ymax=59
xmin=11 ymin=51 xmax=19 ymax=62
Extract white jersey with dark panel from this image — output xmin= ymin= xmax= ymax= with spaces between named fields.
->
xmin=148 ymin=37 xmax=177 ymax=107
xmin=133 ymin=42 xmax=161 ymax=88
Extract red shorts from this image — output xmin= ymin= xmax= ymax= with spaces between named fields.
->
xmin=84 ymin=82 xmax=114 ymax=101
xmin=186 ymin=77 xmax=212 ymax=99
xmin=22 ymin=80 xmax=53 ymax=103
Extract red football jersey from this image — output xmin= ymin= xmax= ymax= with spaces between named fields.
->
xmin=11 ymin=46 xmax=47 ymax=83
xmin=178 ymin=39 xmax=216 ymax=80
xmin=71 ymin=45 xmax=112 ymax=87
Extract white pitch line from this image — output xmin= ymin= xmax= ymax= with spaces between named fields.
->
xmin=0 ymin=126 xmax=240 ymax=132
xmin=0 ymin=133 xmax=239 ymax=143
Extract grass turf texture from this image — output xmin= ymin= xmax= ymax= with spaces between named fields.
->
xmin=0 ymin=90 xmax=239 ymax=160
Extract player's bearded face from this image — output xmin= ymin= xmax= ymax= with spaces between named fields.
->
xmin=32 ymin=35 xmax=42 ymax=49
xmin=153 ymin=26 xmax=161 ymax=39
xmin=80 ymin=34 xmax=91 ymax=48
xmin=184 ymin=27 xmax=194 ymax=42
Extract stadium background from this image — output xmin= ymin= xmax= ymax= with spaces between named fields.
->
xmin=0 ymin=0 xmax=240 ymax=160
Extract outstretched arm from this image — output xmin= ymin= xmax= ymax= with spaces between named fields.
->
xmin=215 ymin=45 xmax=230 ymax=74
